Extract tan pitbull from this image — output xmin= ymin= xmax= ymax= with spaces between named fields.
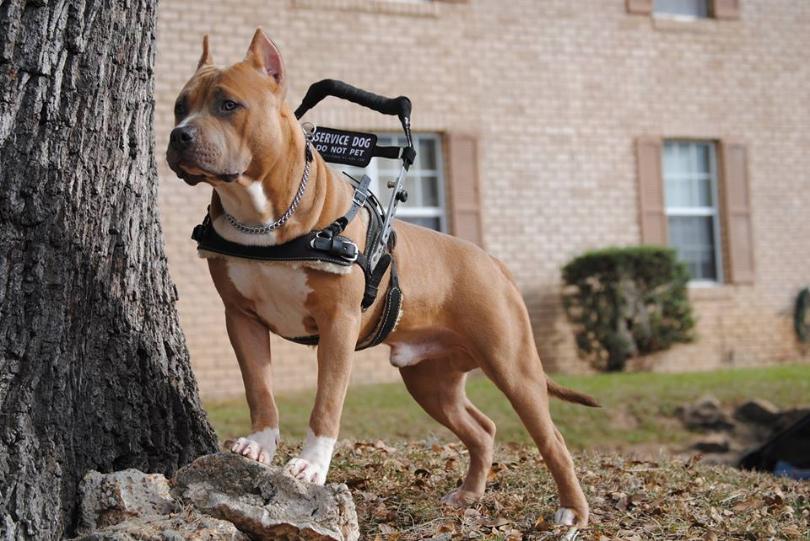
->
xmin=166 ymin=29 xmax=599 ymax=530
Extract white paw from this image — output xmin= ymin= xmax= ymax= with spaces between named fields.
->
xmin=441 ymin=489 xmax=480 ymax=508
xmin=230 ymin=427 xmax=278 ymax=465
xmin=554 ymin=508 xmax=579 ymax=540
xmin=283 ymin=429 xmax=335 ymax=485
xmin=553 ymin=507 xmax=576 ymax=526
xmin=284 ymin=457 xmax=328 ymax=485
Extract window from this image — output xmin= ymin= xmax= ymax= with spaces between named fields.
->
xmin=338 ymin=133 xmax=447 ymax=232
xmin=662 ymin=140 xmax=723 ymax=282
xmin=628 ymin=0 xmax=739 ymax=20
xmin=654 ymin=0 xmax=709 ymax=18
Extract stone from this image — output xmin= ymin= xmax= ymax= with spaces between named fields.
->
xmin=71 ymin=512 xmax=249 ymax=541
xmin=173 ymin=453 xmax=360 ymax=541
xmin=678 ymin=395 xmax=735 ymax=431
xmin=734 ymin=399 xmax=780 ymax=425
xmin=77 ymin=469 xmax=177 ymax=532
xmin=692 ymin=433 xmax=731 ymax=454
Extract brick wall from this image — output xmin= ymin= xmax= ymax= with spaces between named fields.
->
xmin=154 ymin=0 xmax=810 ymax=398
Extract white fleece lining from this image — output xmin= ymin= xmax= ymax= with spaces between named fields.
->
xmin=198 ymin=250 xmax=353 ymax=275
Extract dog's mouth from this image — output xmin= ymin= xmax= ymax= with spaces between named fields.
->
xmin=170 ymin=160 xmax=243 ymax=186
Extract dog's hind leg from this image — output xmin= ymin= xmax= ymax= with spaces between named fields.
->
xmin=399 ymin=359 xmax=495 ymax=506
xmin=477 ymin=342 xmax=589 ymax=529
xmin=460 ymin=279 xmax=589 ymax=528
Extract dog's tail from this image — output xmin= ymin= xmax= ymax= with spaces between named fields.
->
xmin=547 ymin=378 xmax=601 ymax=408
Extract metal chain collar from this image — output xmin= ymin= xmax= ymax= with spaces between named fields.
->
xmin=223 ymin=141 xmax=313 ymax=235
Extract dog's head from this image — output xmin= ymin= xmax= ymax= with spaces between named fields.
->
xmin=166 ymin=29 xmax=290 ymax=186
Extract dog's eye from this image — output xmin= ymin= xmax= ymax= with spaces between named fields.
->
xmin=221 ymin=100 xmax=239 ymax=113
xmin=174 ymin=99 xmax=187 ymax=117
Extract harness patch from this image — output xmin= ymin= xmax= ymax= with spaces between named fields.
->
xmin=310 ymin=127 xmax=377 ymax=167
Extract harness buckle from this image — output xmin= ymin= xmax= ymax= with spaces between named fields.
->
xmin=352 ymin=191 xmax=367 ymax=208
xmin=341 ymin=245 xmax=359 ymax=263
xmin=310 ymin=232 xmax=359 ymax=263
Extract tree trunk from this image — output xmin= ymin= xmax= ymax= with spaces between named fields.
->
xmin=0 ymin=1 xmax=218 ymax=539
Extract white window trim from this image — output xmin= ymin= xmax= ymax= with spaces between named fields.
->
xmin=664 ymin=140 xmax=725 ymax=284
xmin=336 ymin=132 xmax=448 ymax=233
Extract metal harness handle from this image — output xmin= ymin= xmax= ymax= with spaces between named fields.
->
xmin=294 ymin=79 xmax=414 ymax=164
xmin=294 ymin=79 xmax=415 ymax=268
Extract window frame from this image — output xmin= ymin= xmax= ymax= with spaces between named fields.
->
xmin=337 ymin=132 xmax=448 ymax=233
xmin=662 ymin=139 xmax=725 ymax=285
xmin=627 ymin=0 xmax=740 ymax=20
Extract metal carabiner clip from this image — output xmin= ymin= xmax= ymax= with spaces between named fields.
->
xmin=301 ymin=121 xmax=317 ymax=142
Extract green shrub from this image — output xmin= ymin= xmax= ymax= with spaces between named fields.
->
xmin=561 ymin=246 xmax=696 ymax=372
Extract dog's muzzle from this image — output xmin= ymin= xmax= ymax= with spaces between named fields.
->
xmin=170 ymin=125 xmax=196 ymax=151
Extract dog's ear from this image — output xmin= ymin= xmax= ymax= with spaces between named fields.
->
xmin=246 ymin=28 xmax=285 ymax=88
xmin=197 ymin=35 xmax=213 ymax=69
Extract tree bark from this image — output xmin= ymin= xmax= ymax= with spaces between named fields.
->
xmin=0 ymin=1 xmax=218 ymax=539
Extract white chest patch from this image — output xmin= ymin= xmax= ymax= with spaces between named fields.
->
xmin=226 ymin=260 xmax=313 ymax=337
xmin=245 ymin=180 xmax=269 ymax=215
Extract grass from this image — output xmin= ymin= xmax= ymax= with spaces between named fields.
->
xmin=314 ymin=441 xmax=810 ymax=540
xmin=206 ymin=366 xmax=810 ymax=539
xmin=205 ymin=363 xmax=810 ymax=451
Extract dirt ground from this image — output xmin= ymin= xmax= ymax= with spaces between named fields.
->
xmin=278 ymin=440 xmax=810 ymax=541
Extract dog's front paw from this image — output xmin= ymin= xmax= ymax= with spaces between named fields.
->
xmin=284 ymin=457 xmax=328 ymax=485
xmin=283 ymin=429 xmax=335 ymax=485
xmin=230 ymin=427 xmax=279 ymax=465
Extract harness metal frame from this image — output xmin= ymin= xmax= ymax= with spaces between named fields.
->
xmin=294 ymin=79 xmax=416 ymax=269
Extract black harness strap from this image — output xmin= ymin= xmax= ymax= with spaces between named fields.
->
xmin=309 ymin=173 xmax=371 ymax=261
xmin=192 ymin=217 xmax=359 ymax=266
xmin=357 ymin=261 xmax=401 ymax=350
xmin=191 ymin=174 xmax=402 ymax=351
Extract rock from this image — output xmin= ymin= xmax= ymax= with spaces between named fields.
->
xmin=77 ymin=469 xmax=177 ymax=532
xmin=678 ymin=395 xmax=735 ymax=431
xmin=692 ymin=433 xmax=731 ymax=453
xmin=73 ymin=453 xmax=360 ymax=540
xmin=734 ymin=399 xmax=780 ymax=425
xmin=71 ymin=512 xmax=249 ymax=540
xmin=174 ymin=453 xmax=359 ymax=541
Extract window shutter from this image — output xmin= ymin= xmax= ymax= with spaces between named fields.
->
xmin=635 ymin=136 xmax=667 ymax=245
xmin=712 ymin=0 xmax=740 ymax=19
xmin=720 ymin=141 xmax=755 ymax=283
xmin=446 ymin=134 xmax=483 ymax=246
xmin=626 ymin=0 xmax=653 ymax=15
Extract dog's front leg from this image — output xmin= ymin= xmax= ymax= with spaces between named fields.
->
xmin=225 ymin=308 xmax=279 ymax=465
xmin=284 ymin=312 xmax=360 ymax=485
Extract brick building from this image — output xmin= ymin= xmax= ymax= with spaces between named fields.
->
xmin=154 ymin=0 xmax=810 ymax=398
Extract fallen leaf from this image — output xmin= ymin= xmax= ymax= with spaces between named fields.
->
xmin=685 ymin=453 xmax=704 ymax=469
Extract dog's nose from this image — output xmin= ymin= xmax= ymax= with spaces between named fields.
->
xmin=170 ymin=125 xmax=196 ymax=150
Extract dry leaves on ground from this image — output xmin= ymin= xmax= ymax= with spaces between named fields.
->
xmin=278 ymin=440 xmax=810 ymax=540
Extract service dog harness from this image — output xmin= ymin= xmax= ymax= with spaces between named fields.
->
xmin=192 ymin=79 xmax=415 ymax=350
